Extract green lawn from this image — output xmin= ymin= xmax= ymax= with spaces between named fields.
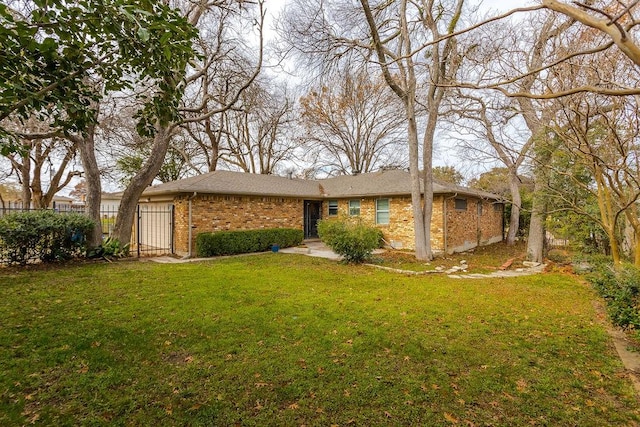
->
xmin=0 ymin=254 xmax=638 ymax=426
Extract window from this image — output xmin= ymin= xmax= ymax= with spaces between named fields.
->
xmin=376 ymin=198 xmax=390 ymax=224
xmin=454 ymin=198 xmax=467 ymax=211
xmin=328 ymin=200 xmax=338 ymax=216
xmin=349 ymin=200 xmax=361 ymax=216
xmin=493 ymin=203 xmax=502 ymax=212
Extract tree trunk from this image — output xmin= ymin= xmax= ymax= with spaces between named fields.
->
xmin=527 ymin=174 xmax=547 ymax=263
xmin=20 ymin=152 xmax=31 ymax=210
xmin=112 ymin=125 xmax=171 ymax=247
xmin=407 ymin=101 xmax=428 ymax=260
xmin=77 ymin=127 xmax=103 ymax=248
xmin=421 ymin=108 xmax=437 ymax=261
xmin=506 ymin=170 xmax=522 ymax=245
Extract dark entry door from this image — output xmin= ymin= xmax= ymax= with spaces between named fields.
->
xmin=304 ymin=201 xmax=322 ymax=239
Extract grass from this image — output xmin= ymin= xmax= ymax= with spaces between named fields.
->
xmin=0 ymin=254 xmax=638 ymax=426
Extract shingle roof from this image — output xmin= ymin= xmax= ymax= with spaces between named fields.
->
xmin=142 ymin=170 xmax=322 ymax=198
xmin=321 ymin=169 xmax=499 ymax=199
xmin=142 ymin=169 xmax=500 ymax=200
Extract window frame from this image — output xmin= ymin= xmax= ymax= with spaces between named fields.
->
xmin=376 ymin=198 xmax=390 ymax=225
xmin=328 ymin=200 xmax=338 ymax=216
xmin=348 ymin=199 xmax=361 ymax=216
xmin=454 ymin=198 xmax=467 ymax=211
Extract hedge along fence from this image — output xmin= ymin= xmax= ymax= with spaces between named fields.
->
xmin=196 ymin=228 xmax=304 ymax=257
xmin=0 ymin=210 xmax=96 ymax=266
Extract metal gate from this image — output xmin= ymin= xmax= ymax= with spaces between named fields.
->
xmin=132 ymin=205 xmax=174 ymax=257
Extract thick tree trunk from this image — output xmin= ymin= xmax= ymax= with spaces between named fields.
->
xmin=77 ymin=128 xmax=103 ymax=248
xmin=506 ymin=170 xmax=522 ymax=245
xmin=421 ymin=109 xmax=438 ymax=261
xmin=407 ymin=102 xmax=428 ymax=261
xmin=112 ymin=125 xmax=171 ymax=247
xmin=527 ymin=173 xmax=547 ymax=263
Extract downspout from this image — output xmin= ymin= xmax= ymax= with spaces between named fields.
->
xmin=187 ymin=192 xmax=197 ymax=258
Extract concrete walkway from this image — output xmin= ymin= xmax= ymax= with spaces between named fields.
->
xmin=279 ymin=240 xmax=343 ymax=260
xmin=147 ymin=241 xmax=546 ymax=278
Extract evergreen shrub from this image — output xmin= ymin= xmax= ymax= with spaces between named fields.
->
xmin=0 ymin=210 xmax=95 ymax=265
xmin=196 ymin=228 xmax=303 ymax=257
xmin=317 ymin=217 xmax=383 ymax=263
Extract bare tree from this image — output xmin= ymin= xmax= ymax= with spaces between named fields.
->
xmin=298 ymin=69 xmax=406 ymax=175
xmin=281 ymin=0 xmax=465 ymax=260
xmin=5 ymin=135 xmax=81 ymax=209
xmin=218 ymin=81 xmax=296 ymax=174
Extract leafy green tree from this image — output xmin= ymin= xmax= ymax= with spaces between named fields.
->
xmin=433 ymin=166 xmax=464 ymax=185
xmin=1 ymin=0 xmax=197 ymax=245
xmin=0 ymin=0 xmax=197 ymax=151
xmin=117 ymin=145 xmax=191 ymax=186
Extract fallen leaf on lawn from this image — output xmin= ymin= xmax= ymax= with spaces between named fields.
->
xmin=165 ymin=405 xmax=173 ymax=415
xmin=316 ymin=407 xmax=325 ymax=413
xmin=28 ymin=413 xmax=40 ymax=424
xmin=516 ymin=379 xmax=528 ymax=392
xmin=385 ymin=411 xmax=392 ymax=418
xmin=344 ymin=389 xmax=350 ymax=397
xmin=78 ymin=365 xmax=89 ymax=374
xmin=164 ymin=340 xmax=171 ymax=346
xmin=444 ymin=412 xmax=458 ymax=424
xmin=184 ymin=356 xmax=194 ymax=363
xmin=255 ymin=382 xmax=270 ymax=388
xmin=91 ymin=341 xmax=101 ymax=348
xmin=288 ymin=402 xmax=299 ymax=410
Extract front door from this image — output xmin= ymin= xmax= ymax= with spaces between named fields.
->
xmin=304 ymin=201 xmax=322 ymax=239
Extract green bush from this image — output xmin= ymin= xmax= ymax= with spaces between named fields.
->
xmin=587 ymin=260 xmax=640 ymax=330
xmin=0 ymin=210 xmax=96 ymax=265
xmin=317 ymin=217 xmax=383 ymax=263
xmin=196 ymin=228 xmax=303 ymax=257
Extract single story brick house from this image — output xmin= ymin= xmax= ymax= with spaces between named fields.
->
xmin=140 ymin=169 xmax=504 ymax=257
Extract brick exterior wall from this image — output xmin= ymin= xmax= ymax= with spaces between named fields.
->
xmin=321 ymin=196 xmax=445 ymax=251
xmin=445 ymin=197 xmax=504 ymax=254
xmin=173 ymin=194 xmax=304 ymax=255
xmin=322 ymin=195 xmax=503 ymax=253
